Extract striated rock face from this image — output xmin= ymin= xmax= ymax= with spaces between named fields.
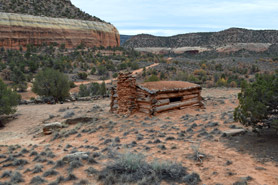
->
xmin=0 ymin=12 xmax=120 ymax=49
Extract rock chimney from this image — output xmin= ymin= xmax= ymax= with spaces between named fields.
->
xmin=116 ymin=72 xmax=138 ymax=115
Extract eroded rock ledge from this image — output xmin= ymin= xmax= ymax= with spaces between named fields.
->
xmin=0 ymin=12 xmax=120 ymax=49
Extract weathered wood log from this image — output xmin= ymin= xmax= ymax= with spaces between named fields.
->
xmin=155 ymin=87 xmax=201 ymax=94
xmin=155 ymin=90 xmax=201 ymax=100
xmin=138 ymin=108 xmax=151 ymax=114
xmin=182 ymin=97 xmax=199 ymax=103
xmin=179 ymin=103 xmax=200 ymax=110
xmin=138 ymin=103 xmax=152 ymax=109
xmin=155 ymin=99 xmax=170 ymax=106
xmin=137 ymin=97 xmax=152 ymax=103
xmin=155 ymin=99 xmax=200 ymax=113
xmin=182 ymin=94 xmax=199 ymax=101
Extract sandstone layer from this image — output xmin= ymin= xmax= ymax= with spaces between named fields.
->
xmin=0 ymin=12 xmax=120 ymax=49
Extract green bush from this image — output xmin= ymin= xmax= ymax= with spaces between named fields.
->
xmin=112 ymin=73 xmax=118 ymax=78
xmin=79 ymin=82 xmax=107 ymax=97
xmin=32 ymin=68 xmax=70 ymax=101
xmin=69 ymin=81 xmax=76 ymax=88
xmin=77 ymin=72 xmax=88 ymax=80
xmin=97 ymin=65 xmax=108 ymax=76
xmin=234 ymin=73 xmax=278 ymax=130
xmin=145 ymin=74 xmax=159 ymax=82
xmin=130 ymin=62 xmax=139 ymax=70
xmin=90 ymin=67 xmax=96 ymax=75
xmin=0 ymin=79 xmax=20 ymax=118
xmin=79 ymin=84 xmax=90 ymax=97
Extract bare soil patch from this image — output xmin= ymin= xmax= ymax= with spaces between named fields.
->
xmin=0 ymin=88 xmax=277 ymax=185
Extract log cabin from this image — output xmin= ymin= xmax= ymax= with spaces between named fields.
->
xmin=110 ymin=72 xmax=203 ymax=115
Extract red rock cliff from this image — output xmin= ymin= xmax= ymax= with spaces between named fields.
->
xmin=0 ymin=12 xmax=120 ymax=49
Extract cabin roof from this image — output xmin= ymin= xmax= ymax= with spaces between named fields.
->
xmin=137 ymin=81 xmax=201 ymax=94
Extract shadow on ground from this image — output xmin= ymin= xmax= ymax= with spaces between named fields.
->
xmin=222 ymin=129 xmax=278 ymax=163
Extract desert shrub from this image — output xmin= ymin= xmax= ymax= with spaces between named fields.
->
xmin=30 ymin=176 xmax=46 ymax=184
xmin=79 ymin=84 xmax=90 ymax=97
xmin=10 ymin=67 xmax=25 ymax=85
xmin=69 ymin=81 xmax=76 ymax=88
xmin=90 ymin=67 xmax=96 ymax=75
xmin=234 ymin=73 xmax=278 ymax=130
xmin=118 ymin=63 xmax=127 ymax=70
xmin=99 ymin=81 xmax=107 ymax=95
xmin=215 ymin=63 xmax=223 ymax=71
xmin=79 ymin=82 xmax=106 ymax=97
xmin=187 ymin=74 xmax=200 ymax=84
xmin=229 ymin=81 xmax=237 ymax=88
xmin=216 ymin=78 xmax=228 ymax=87
xmin=145 ymin=74 xmax=159 ymax=82
xmin=112 ymin=72 xmax=118 ymax=78
xmin=98 ymin=152 xmax=190 ymax=184
xmin=77 ymin=72 xmax=88 ymax=80
xmin=97 ymin=65 xmax=108 ymax=76
xmin=175 ymin=71 xmax=188 ymax=81
xmin=160 ymin=71 xmax=166 ymax=80
xmin=0 ymin=79 xmax=20 ymax=118
xmin=130 ymin=62 xmax=139 ymax=70
xmin=89 ymin=82 xmax=101 ymax=95
xmin=32 ymin=68 xmax=70 ymax=102
xmin=10 ymin=171 xmax=24 ymax=184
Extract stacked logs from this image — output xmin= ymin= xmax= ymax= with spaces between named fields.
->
xmin=115 ymin=73 xmax=138 ymax=115
xmin=153 ymin=87 xmax=203 ymax=113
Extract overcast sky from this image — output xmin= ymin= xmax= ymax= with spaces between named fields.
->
xmin=71 ymin=0 xmax=278 ymax=36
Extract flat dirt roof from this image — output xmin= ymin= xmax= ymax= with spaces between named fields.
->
xmin=140 ymin=81 xmax=199 ymax=91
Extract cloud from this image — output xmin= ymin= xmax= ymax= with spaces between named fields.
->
xmin=71 ymin=0 xmax=278 ymax=36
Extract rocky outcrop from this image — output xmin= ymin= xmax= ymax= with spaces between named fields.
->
xmin=0 ymin=12 xmax=120 ymax=49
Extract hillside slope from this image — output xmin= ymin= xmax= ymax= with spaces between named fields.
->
xmin=0 ymin=0 xmax=103 ymax=22
xmin=123 ymin=28 xmax=278 ymax=48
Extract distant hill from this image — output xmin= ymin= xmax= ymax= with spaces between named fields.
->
xmin=123 ymin=28 xmax=278 ymax=48
xmin=120 ymin=35 xmax=133 ymax=46
xmin=0 ymin=0 xmax=104 ymax=22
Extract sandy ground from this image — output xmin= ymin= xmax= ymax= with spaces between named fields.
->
xmin=0 ymin=88 xmax=278 ymax=185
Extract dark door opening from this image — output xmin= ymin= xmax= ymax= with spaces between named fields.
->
xmin=169 ymin=97 xmax=182 ymax=103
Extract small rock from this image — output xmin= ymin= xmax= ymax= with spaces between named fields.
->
xmin=43 ymin=122 xmax=63 ymax=135
xmin=63 ymin=110 xmax=75 ymax=119
xmin=222 ymin=129 xmax=246 ymax=137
